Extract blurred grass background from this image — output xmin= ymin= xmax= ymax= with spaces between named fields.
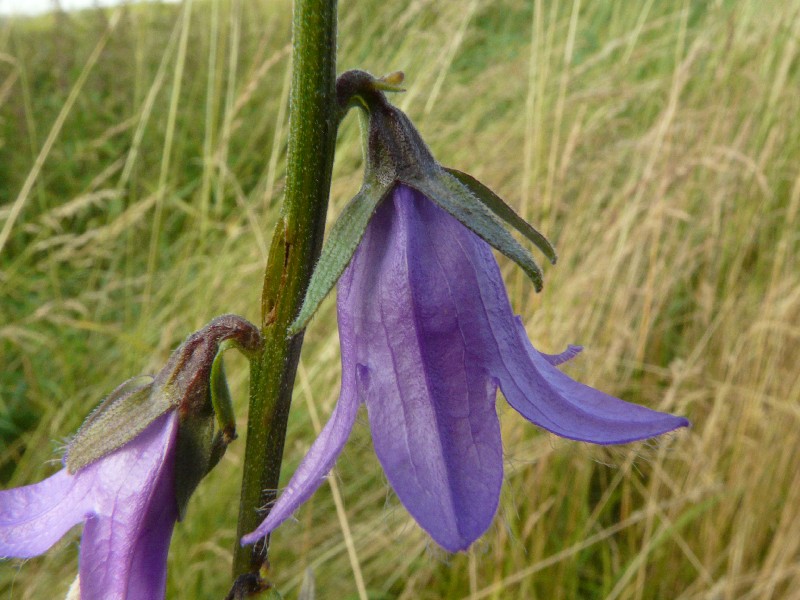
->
xmin=1 ymin=0 xmax=799 ymax=597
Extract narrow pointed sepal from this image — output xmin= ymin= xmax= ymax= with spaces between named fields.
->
xmin=210 ymin=342 xmax=240 ymax=444
xmin=444 ymin=167 xmax=557 ymax=264
xmin=407 ymin=172 xmax=545 ymax=292
xmin=66 ymin=314 xmax=261 ymax=478
xmin=65 ymin=375 xmax=161 ymax=473
xmin=289 ymin=183 xmax=391 ymax=335
xmin=162 ymin=314 xmax=261 ymax=518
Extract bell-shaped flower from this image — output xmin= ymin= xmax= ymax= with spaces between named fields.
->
xmin=1 ymin=408 xmax=179 ymax=599
xmin=242 ymin=71 xmax=688 ymax=552
xmin=1 ymin=315 xmax=262 ymax=599
xmin=243 ymin=186 xmax=689 ymax=552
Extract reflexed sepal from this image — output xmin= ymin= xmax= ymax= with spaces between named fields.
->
xmin=157 ymin=314 xmax=263 ymax=517
xmin=408 ymin=173 xmax=545 ymax=292
xmin=289 ymin=183 xmax=391 ymax=335
xmin=210 ymin=339 xmax=238 ymax=444
xmin=444 ymin=167 xmax=557 ymax=265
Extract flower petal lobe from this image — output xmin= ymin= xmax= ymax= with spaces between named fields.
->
xmin=0 ymin=469 xmax=91 ymax=557
xmin=354 ymin=186 xmax=504 ymax=551
xmin=241 ymin=325 xmax=361 ymax=544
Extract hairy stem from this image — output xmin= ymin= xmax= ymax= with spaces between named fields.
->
xmin=232 ymin=0 xmax=338 ymax=584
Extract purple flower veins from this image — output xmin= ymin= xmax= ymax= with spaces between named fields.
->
xmin=0 ymin=408 xmax=179 ymax=600
xmin=243 ymin=184 xmax=689 ymax=552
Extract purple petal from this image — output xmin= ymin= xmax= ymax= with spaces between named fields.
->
xmin=349 ymin=186 xmax=503 ymax=552
xmin=78 ymin=411 xmax=179 ymax=600
xmin=454 ymin=212 xmax=689 ymax=444
xmin=0 ymin=468 xmax=93 ymax=557
xmin=513 ymin=317 xmax=582 ymax=366
xmin=123 ymin=470 xmax=178 ymax=600
xmin=541 ymin=345 xmax=583 ymax=365
xmin=506 ymin=320 xmax=689 ymax=442
xmin=241 ymin=297 xmax=362 ymax=546
xmin=0 ymin=411 xmax=179 ymax=600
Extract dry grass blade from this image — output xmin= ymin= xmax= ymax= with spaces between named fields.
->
xmin=1 ymin=1 xmax=798 ymax=598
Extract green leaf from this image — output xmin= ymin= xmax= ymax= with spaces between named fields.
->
xmin=65 ymin=375 xmax=166 ymax=473
xmin=288 ymin=183 xmax=391 ymax=335
xmin=444 ymin=167 xmax=557 ymax=264
xmin=407 ymin=172 xmax=545 ymax=292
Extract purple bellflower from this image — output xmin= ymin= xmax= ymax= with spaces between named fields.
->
xmin=243 ymin=185 xmax=689 ymax=552
xmin=1 ymin=315 xmax=261 ymax=599
xmin=242 ymin=71 xmax=689 ymax=552
xmin=0 ymin=410 xmax=179 ymax=599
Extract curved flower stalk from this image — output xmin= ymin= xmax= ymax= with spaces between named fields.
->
xmin=0 ymin=315 xmax=262 ymax=599
xmin=242 ymin=72 xmax=689 ymax=552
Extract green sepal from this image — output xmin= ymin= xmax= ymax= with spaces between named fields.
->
xmin=407 ymin=171 xmax=545 ymax=292
xmin=296 ymin=70 xmax=552 ymax=334
xmin=288 ymin=183 xmax=391 ymax=335
xmin=66 ymin=313 xmax=261 ymax=500
xmin=210 ymin=341 xmax=237 ymax=443
xmin=173 ymin=407 xmax=216 ymax=520
xmin=65 ymin=375 xmax=166 ymax=473
xmin=443 ymin=167 xmax=557 ymax=265
xmin=205 ymin=348 xmax=237 ymax=475
xmin=173 ymin=376 xmax=239 ymax=519
xmin=170 ymin=318 xmax=260 ymax=518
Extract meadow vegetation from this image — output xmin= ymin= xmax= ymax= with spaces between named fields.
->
xmin=1 ymin=0 xmax=799 ymax=597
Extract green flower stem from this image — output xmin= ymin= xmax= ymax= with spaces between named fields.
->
xmin=232 ymin=0 xmax=338 ymax=584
